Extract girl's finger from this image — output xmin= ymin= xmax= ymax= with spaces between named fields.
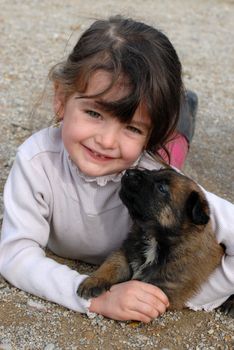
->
xmin=132 ymin=280 xmax=169 ymax=306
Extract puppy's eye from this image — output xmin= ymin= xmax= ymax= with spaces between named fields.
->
xmin=157 ymin=183 xmax=168 ymax=194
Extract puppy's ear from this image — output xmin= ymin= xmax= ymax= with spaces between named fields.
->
xmin=186 ymin=191 xmax=210 ymax=225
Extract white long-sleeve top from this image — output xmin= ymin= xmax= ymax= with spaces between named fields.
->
xmin=0 ymin=126 xmax=233 ymax=313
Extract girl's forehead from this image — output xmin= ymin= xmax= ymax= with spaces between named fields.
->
xmin=85 ymin=70 xmax=131 ymax=100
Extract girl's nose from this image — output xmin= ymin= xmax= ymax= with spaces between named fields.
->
xmin=95 ymin=122 xmax=119 ymax=149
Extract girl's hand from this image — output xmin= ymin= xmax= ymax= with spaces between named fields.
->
xmin=88 ymin=280 xmax=169 ymax=323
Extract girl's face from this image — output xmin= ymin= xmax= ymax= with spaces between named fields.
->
xmin=55 ymin=71 xmax=151 ymax=177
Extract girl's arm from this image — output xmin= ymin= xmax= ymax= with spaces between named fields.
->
xmin=0 ymin=151 xmax=90 ymax=313
xmin=186 ymin=190 xmax=234 ymax=311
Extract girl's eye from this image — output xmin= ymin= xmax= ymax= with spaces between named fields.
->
xmin=86 ymin=110 xmax=101 ymax=119
xmin=126 ymin=125 xmax=143 ymax=135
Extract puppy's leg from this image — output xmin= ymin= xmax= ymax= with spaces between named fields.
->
xmin=77 ymin=250 xmax=131 ymax=299
xmin=220 ymin=295 xmax=234 ymax=318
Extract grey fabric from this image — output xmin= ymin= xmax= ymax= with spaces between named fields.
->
xmin=177 ymin=90 xmax=198 ymax=142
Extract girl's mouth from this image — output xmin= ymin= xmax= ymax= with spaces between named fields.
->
xmin=83 ymin=145 xmax=114 ymax=161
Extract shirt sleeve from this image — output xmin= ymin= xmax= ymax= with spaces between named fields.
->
xmin=186 ymin=190 xmax=234 ymax=311
xmin=0 ymin=150 xmax=90 ymax=313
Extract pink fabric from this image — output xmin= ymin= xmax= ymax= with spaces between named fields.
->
xmin=158 ymin=132 xmax=189 ymax=170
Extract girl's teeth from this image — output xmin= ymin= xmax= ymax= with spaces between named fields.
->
xmin=93 ymin=151 xmax=106 ymax=158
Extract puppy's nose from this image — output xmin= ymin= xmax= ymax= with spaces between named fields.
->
xmin=125 ymin=169 xmax=138 ymax=177
xmin=125 ymin=169 xmax=143 ymax=182
xmin=125 ymin=168 xmax=143 ymax=177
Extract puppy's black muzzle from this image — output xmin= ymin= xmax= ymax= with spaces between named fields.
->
xmin=119 ymin=168 xmax=154 ymax=219
xmin=121 ymin=168 xmax=151 ymax=189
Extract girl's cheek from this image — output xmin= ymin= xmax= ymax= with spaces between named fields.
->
xmin=125 ymin=143 xmax=145 ymax=161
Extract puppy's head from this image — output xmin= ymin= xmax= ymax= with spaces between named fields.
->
xmin=120 ymin=168 xmax=210 ymax=231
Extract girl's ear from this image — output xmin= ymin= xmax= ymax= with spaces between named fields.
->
xmin=53 ymin=83 xmax=65 ymax=120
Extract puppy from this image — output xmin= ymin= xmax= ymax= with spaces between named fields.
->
xmin=78 ymin=168 xmax=224 ymax=310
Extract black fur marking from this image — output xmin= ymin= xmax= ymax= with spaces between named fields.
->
xmin=186 ymin=191 xmax=210 ymax=225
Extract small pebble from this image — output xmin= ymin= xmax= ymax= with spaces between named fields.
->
xmin=27 ymin=299 xmax=47 ymax=311
xmin=0 ymin=344 xmax=12 ymax=350
xmin=44 ymin=344 xmax=55 ymax=350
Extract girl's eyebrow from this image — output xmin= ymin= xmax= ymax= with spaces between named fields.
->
xmin=130 ymin=120 xmax=151 ymax=130
xmin=77 ymin=98 xmax=116 ymax=112
xmin=75 ymin=98 xmax=100 ymax=109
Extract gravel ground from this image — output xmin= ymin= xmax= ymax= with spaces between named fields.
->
xmin=0 ymin=0 xmax=234 ymax=349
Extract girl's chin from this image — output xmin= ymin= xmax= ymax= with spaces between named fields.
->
xmin=76 ymin=162 xmax=119 ymax=178
xmin=84 ymin=168 xmax=121 ymax=178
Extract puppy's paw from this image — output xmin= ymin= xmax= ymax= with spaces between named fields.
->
xmin=220 ymin=295 xmax=234 ymax=318
xmin=77 ymin=277 xmax=111 ymax=299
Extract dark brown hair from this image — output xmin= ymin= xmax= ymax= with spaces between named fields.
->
xmin=49 ymin=15 xmax=183 ymax=156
